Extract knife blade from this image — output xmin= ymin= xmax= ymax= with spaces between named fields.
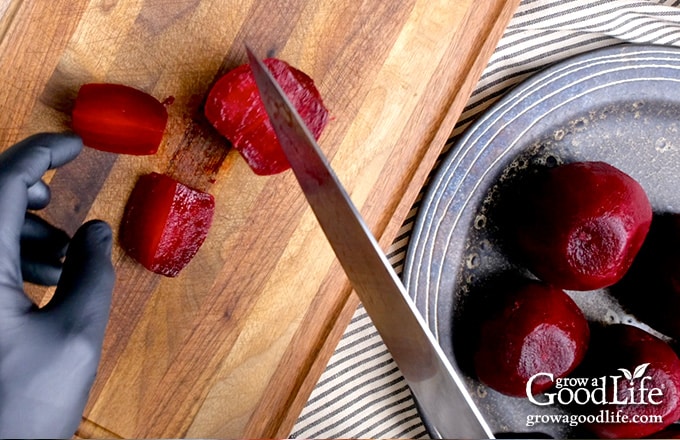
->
xmin=246 ymin=46 xmax=493 ymax=439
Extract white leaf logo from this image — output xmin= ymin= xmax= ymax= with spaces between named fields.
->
xmin=618 ymin=368 xmax=633 ymax=381
xmin=618 ymin=363 xmax=651 ymax=385
xmin=633 ymin=363 xmax=650 ymax=380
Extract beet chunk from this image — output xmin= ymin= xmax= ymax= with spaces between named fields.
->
xmin=585 ymin=324 xmax=680 ymax=439
xmin=72 ymin=83 xmax=168 ymax=155
xmin=120 ymin=172 xmax=215 ymax=277
xmin=473 ymin=281 xmax=589 ymax=397
xmin=205 ymin=58 xmax=329 ymax=175
xmin=512 ymin=161 xmax=652 ymax=291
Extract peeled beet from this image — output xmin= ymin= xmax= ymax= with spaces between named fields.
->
xmin=473 ymin=281 xmax=589 ymax=397
xmin=204 ymin=58 xmax=328 ymax=175
xmin=585 ymin=324 xmax=680 ymax=439
xmin=120 ymin=173 xmax=215 ymax=277
xmin=513 ymin=161 xmax=652 ymax=291
xmin=613 ymin=214 xmax=680 ymax=340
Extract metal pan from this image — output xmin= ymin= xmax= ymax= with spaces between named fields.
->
xmin=403 ymin=44 xmax=680 ymax=438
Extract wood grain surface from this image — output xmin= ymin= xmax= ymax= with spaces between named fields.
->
xmin=0 ymin=0 xmax=519 ymax=437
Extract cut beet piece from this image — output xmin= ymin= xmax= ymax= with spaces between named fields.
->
xmin=120 ymin=172 xmax=214 ymax=277
xmin=511 ymin=161 xmax=652 ymax=291
xmin=473 ymin=281 xmax=590 ymax=397
xmin=72 ymin=83 xmax=168 ymax=155
xmin=204 ymin=58 xmax=328 ymax=175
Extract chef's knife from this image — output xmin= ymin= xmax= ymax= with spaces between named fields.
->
xmin=246 ymin=47 xmax=493 ymax=439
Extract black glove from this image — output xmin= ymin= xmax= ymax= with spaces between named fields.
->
xmin=0 ymin=133 xmax=115 ymax=438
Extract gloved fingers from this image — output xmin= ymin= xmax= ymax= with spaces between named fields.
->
xmin=21 ymin=260 xmax=62 ymax=286
xmin=26 ymin=179 xmax=51 ymax=210
xmin=0 ymin=132 xmax=82 ymax=221
xmin=46 ymin=220 xmax=114 ymax=345
xmin=1 ymin=133 xmax=83 ymax=170
xmin=21 ymin=213 xmax=69 ymax=258
xmin=20 ymin=214 xmax=70 ymax=286
xmin=0 ymin=133 xmax=82 ymax=285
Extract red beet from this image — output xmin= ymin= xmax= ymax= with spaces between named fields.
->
xmin=72 ymin=83 xmax=168 ymax=155
xmin=513 ymin=161 xmax=652 ymax=291
xmin=204 ymin=58 xmax=329 ymax=175
xmin=473 ymin=281 xmax=589 ymax=397
xmin=613 ymin=214 xmax=680 ymax=340
xmin=586 ymin=324 xmax=680 ymax=439
xmin=120 ymin=173 xmax=215 ymax=277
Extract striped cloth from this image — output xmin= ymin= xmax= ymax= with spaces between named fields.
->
xmin=291 ymin=0 xmax=680 ymax=438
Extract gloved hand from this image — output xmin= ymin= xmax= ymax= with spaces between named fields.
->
xmin=0 ymin=133 xmax=115 ymax=438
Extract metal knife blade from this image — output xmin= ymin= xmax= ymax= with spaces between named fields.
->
xmin=246 ymin=46 xmax=493 ymax=439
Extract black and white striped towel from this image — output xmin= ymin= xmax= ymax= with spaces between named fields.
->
xmin=291 ymin=0 xmax=680 ymax=438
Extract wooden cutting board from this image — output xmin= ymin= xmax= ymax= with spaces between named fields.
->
xmin=0 ymin=0 xmax=519 ymax=437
